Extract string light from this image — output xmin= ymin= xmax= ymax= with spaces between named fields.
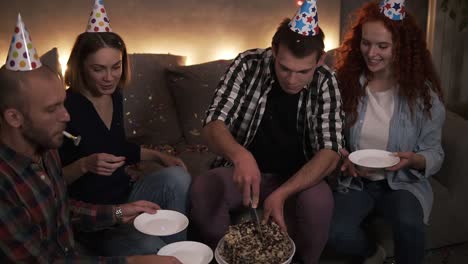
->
xmin=58 ymin=52 xmax=70 ymax=78
xmin=297 ymin=1 xmax=304 ymax=6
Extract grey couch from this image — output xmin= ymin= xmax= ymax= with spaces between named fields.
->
xmin=42 ymin=48 xmax=468 ymax=262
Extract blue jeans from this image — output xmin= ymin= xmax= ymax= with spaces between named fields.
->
xmin=76 ymin=166 xmax=191 ymax=256
xmin=328 ymin=180 xmax=425 ymax=264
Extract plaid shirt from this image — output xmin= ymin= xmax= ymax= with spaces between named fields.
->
xmin=205 ymin=48 xmax=344 ymax=167
xmin=0 ymin=144 xmax=126 ymax=263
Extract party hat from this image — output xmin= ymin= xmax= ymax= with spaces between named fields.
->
xmin=380 ymin=0 xmax=406 ymax=21
xmin=289 ymin=0 xmax=320 ymax=36
xmin=5 ymin=14 xmax=42 ymax=71
xmin=86 ymin=0 xmax=112 ymax=32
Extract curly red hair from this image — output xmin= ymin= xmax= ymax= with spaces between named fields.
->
xmin=336 ymin=1 xmax=443 ymax=126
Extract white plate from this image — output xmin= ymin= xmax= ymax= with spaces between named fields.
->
xmin=133 ymin=210 xmax=189 ymax=236
xmin=158 ymin=241 xmax=213 ymax=264
xmin=348 ymin=149 xmax=400 ymax=168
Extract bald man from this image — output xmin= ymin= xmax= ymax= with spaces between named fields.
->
xmin=0 ymin=66 xmax=181 ymax=264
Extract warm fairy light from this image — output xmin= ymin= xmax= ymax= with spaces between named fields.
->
xmin=59 ymin=55 xmax=68 ymax=78
xmin=297 ymin=1 xmax=304 ymax=6
xmin=131 ymin=46 xmax=194 ymax=65
xmin=213 ymin=48 xmax=238 ymax=61
xmin=324 ymin=37 xmax=338 ymax=52
xmin=184 ymin=56 xmax=193 ymax=66
xmin=129 ymin=44 xmax=240 ymax=65
xmin=1 ymin=29 xmax=336 ymax=70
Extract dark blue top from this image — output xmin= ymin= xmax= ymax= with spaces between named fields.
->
xmin=59 ymin=90 xmax=140 ymax=204
xmin=248 ymin=74 xmax=305 ymax=178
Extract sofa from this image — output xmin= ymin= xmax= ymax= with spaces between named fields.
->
xmin=41 ymin=48 xmax=468 ymax=262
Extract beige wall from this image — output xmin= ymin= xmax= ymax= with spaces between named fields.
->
xmin=0 ymin=0 xmax=342 ymax=66
xmin=340 ymin=0 xmax=429 ymax=41
xmin=318 ymin=0 xmax=341 ymax=51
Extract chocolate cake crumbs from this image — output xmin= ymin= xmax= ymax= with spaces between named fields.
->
xmin=219 ymin=221 xmax=293 ymax=264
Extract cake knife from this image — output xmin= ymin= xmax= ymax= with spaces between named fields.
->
xmin=249 ymin=192 xmax=264 ymax=241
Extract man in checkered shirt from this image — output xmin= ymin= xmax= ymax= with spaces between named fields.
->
xmin=0 ymin=61 xmax=181 ymax=264
xmin=190 ymin=6 xmax=344 ymax=264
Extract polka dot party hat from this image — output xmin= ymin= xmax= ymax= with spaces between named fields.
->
xmin=289 ymin=0 xmax=320 ymax=36
xmin=86 ymin=0 xmax=112 ymax=32
xmin=380 ymin=0 xmax=406 ymax=21
xmin=5 ymin=13 xmax=42 ymax=71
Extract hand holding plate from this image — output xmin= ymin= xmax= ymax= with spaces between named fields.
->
xmin=386 ymin=151 xmax=425 ymax=171
xmin=119 ymin=200 xmax=160 ymax=223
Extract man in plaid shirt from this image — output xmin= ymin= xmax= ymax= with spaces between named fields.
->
xmin=0 ymin=65 xmax=181 ymax=264
xmin=190 ymin=3 xmax=344 ymax=263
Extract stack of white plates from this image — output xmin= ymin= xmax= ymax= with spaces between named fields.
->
xmin=134 ymin=210 xmax=213 ymax=264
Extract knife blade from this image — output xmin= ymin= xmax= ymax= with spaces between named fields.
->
xmin=249 ymin=198 xmax=264 ymax=241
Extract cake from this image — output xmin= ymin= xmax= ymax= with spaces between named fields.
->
xmin=219 ymin=221 xmax=293 ymax=264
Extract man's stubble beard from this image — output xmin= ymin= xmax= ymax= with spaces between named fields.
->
xmin=21 ymin=118 xmax=62 ymax=152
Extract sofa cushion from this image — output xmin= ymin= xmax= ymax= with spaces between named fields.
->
xmin=426 ymin=177 xmax=459 ymax=249
xmin=177 ymin=146 xmax=217 ymax=179
xmin=166 ymin=60 xmax=232 ymax=144
xmin=434 ymin=111 xmax=468 ymax=189
xmin=40 ymin=47 xmax=62 ymax=78
xmin=448 ymin=101 xmax=468 ymax=120
xmin=125 ymin=143 xmax=215 ymax=182
xmin=124 ymin=54 xmax=185 ymax=146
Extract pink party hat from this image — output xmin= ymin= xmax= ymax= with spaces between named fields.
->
xmin=5 ymin=14 xmax=42 ymax=71
xmin=289 ymin=0 xmax=320 ymax=36
xmin=86 ymin=0 xmax=112 ymax=32
xmin=380 ymin=0 xmax=406 ymax=21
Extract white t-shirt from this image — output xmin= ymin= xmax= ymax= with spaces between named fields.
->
xmin=359 ymin=85 xmax=395 ymax=181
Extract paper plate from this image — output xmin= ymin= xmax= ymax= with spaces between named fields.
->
xmin=158 ymin=241 xmax=213 ymax=264
xmin=134 ymin=210 xmax=189 ymax=236
xmin=348 ymin=149 xmax=400 ymax=168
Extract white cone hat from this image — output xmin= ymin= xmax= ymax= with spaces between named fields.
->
xmin=5 ymin=14 xmax=42 ymax=71
xmin=86 ymin=0 xmax=112 ymax=32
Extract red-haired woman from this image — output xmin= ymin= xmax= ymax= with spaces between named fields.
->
xmin=328 ymin=1 xmax=445 ymax=264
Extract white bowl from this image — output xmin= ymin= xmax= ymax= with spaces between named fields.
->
xmin=158 ymin=241 xmax=213 ymax=264
xmin=134 ymin=210 xmax=189 ymax=236
xmin=214 ymin=236 xmax=295 ymax=264
xmin=348 ymin=149 xmax=400 ymax=169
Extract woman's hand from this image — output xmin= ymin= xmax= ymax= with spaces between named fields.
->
xmin=158 ymin=152 xmax=187 ymax=171
xmin=80 ymin=153 xmax=126 ymax=176
xmin=125 ymin=164 xmax=142 ymax=182
xmin=386 ymin=152 xmax=425 ymax=171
